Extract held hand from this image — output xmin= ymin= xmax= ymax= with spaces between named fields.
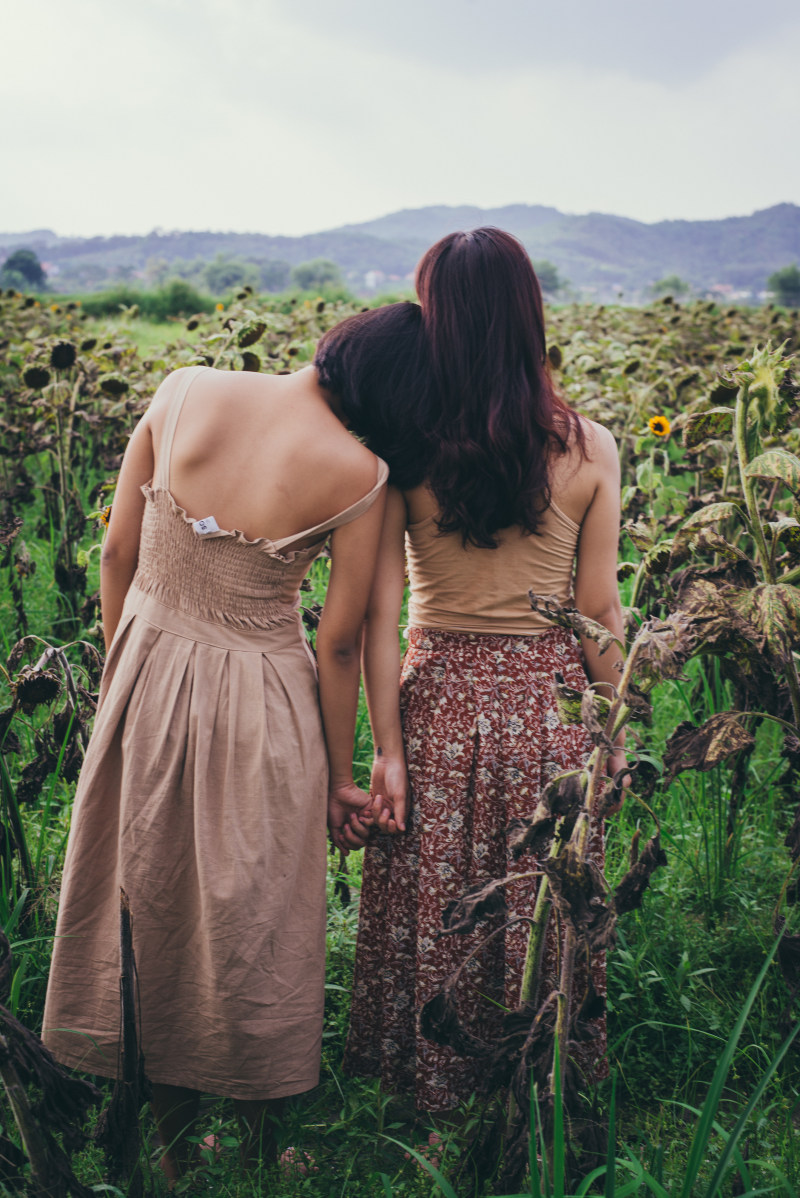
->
xmin=328 ymin=781 xmax=374 ymax=854
xmin=604 ymin=748 xmax=631 ymax=816
xmin=369 ymin=752 xmax=410 ymax=835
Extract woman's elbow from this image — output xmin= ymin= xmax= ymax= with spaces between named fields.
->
xmin=316 ymin=626 xmax=361 ymax=665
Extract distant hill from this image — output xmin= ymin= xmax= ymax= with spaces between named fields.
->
xmin=2 ymin=202 xmax=799 ymax=300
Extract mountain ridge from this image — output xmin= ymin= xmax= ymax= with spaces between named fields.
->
xmin=2 ymin=202 xmax=798 ymax=299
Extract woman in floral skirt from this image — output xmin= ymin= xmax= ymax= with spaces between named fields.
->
xmin=315 ymin=229 xmax=627 ymax=1113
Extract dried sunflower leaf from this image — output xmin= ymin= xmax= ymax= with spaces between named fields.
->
xmin=623 ymin=520 xmax=654 ymax=552
xmin=682 ymin=501 xmax=747 ymax=530
xmin=745 ymin=447 xmax=800 ymax=499
xmin=543 ymin=845 xmax=614 ymax=947
xmin=629 ymin=611 xmax=697 ymax=693
xmin=508 ymin=772 xmax=584 ymax=859
xmin=682 ymin=405 xmax=734 ymax=449
xmin=419 ymin=987 xmax=490 ymax=1057
xmin=529 ymin=593 xmax=622 ymax=655
xmin=552 ymin=672 xmax=583 ymax=725
xmin=580 ymin=688 xmax=615 ymax=750
xmin=732 ymin=582 xmax=800 ymax=667
xmin=663 ymin=712 xmax=754 ymax=785
xmin=613 ymin=835 xmax=667 ymax=914
xmin=440 ymin=877 xmax=507 ymax=936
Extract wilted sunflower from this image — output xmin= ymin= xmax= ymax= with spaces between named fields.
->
xmin=648 ymin=415 xmax=671 ymax=437
xmin=13 ymin=666 xmax=61 ymax=714
xmin=23 ymin=365 xmax=51 ymax=389
xmin=50 ymin=340 xmax=77 ymax=370
xmin=237 ymin=320 xmax=267 ymax=348
xmin=98 ymin=372 xmax=129 ymax=396
xmin=98 ymin=504 xmax=112 ymax=528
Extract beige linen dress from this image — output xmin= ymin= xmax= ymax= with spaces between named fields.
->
xmin=43 ymin=365 xmax=387 ymax=1099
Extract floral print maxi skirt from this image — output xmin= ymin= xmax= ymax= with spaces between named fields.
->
xmin=344 ymin=626 xmax=607 ymax=1112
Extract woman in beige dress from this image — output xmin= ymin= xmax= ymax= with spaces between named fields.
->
xmin=43 ymin=363 xmax=387 ymax=1179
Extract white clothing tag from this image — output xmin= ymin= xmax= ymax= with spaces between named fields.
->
xmin=193 ymin=516 xmax=220 ymax=536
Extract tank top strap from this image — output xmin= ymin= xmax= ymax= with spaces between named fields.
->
xmin=154 ymin=366 xmax=208 ymax=491
xmin=271 ymin=457 xmax=389 ymax=550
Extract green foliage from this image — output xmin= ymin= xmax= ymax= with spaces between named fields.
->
xmin=203 ymin=253 xmax=260 ymax=294
xmin=649 ymin=274 xmax=691 ymax=298
xmin=291 ymin=257 xmax=343 ymax=291
xmin=80 ymin=279 xmax=216 ymax=321
xmin=767 ymin=263 xmax=800 ymax=308
xmin=259 ymin=259 xmax=291 ymax=292
xmin=0 ymin=248 xmax=46 ymax=289
xmin=532 ymin=260 xmax=563 ymax=296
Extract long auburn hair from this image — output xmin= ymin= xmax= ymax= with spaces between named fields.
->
xmin=415 ymin=226 xmax=585 ymax=547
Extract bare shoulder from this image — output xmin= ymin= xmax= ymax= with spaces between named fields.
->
xmin=579 ymin=416 xmax=617 ymax=459
xmin=316 ymin=426 xmax=382 ymax=494
xmin=143 ymin=367 xmax=199 ymax=437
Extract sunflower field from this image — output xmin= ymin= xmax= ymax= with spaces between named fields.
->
xmin=0 ymin=286 xmax=799 ymax=1196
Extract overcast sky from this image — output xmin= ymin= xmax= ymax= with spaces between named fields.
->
xmin=3 ymin=0 xmax=799 ymax=238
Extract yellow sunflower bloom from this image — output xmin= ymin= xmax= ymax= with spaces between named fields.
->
xmin=648 ymin=416 xmax=671 ymax=437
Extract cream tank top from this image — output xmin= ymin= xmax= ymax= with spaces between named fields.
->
xmin=405 ymin=501 xmax=580 ymax=636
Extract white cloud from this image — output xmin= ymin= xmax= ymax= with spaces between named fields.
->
xmin=1 ymin=0 xmax=798 ymax=237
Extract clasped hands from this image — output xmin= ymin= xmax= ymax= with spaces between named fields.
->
xmin=327 ymin=754 xmax=409 ymax=854
xmin=327 ymin=746 xmax=629 ymax=853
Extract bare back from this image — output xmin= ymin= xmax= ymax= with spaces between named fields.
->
xmin=148 ymin=366 xmax=379 ymax=550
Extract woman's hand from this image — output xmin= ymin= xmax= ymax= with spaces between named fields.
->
xmin=328 ymin=781 xmax=374 ymax=853
xmin=369 ymin=751 xmax=409 ymax=835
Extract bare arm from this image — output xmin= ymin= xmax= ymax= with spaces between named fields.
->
xmin=361 ymin=487 xmax=409 ymax=834
xmin=100 ymin=414 xmax=154 ymax=652
xmin=318 ymin=480 xmax=387 ymax=851
xmin=572 ymin=426 xmax=628 ymax=795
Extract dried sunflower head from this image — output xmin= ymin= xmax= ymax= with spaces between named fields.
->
xmin=23 ymin=365 xmax=51 ymax=389
xmin=13 ymin=666 xmax=61 ymax=714
xmin=50 ymin=340 xmax=77 ymax=370
xmin=237 ymin=320 xmax=267 ymax=348
xmin=98 ymin=373 xmax=129 ymax=396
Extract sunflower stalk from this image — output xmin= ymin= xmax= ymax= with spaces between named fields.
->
xmin=0 ymin=1034 xmax=57 ymax=1198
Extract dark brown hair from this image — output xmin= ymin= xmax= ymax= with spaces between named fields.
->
xmin=415 ymin=226 xmax=585 ymax=547
xmin=314 ymin=302 xmax=434 ymax=490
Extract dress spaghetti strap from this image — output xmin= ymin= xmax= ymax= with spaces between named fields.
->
xmin=154 ymin=366 xmax=207 ymax=491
